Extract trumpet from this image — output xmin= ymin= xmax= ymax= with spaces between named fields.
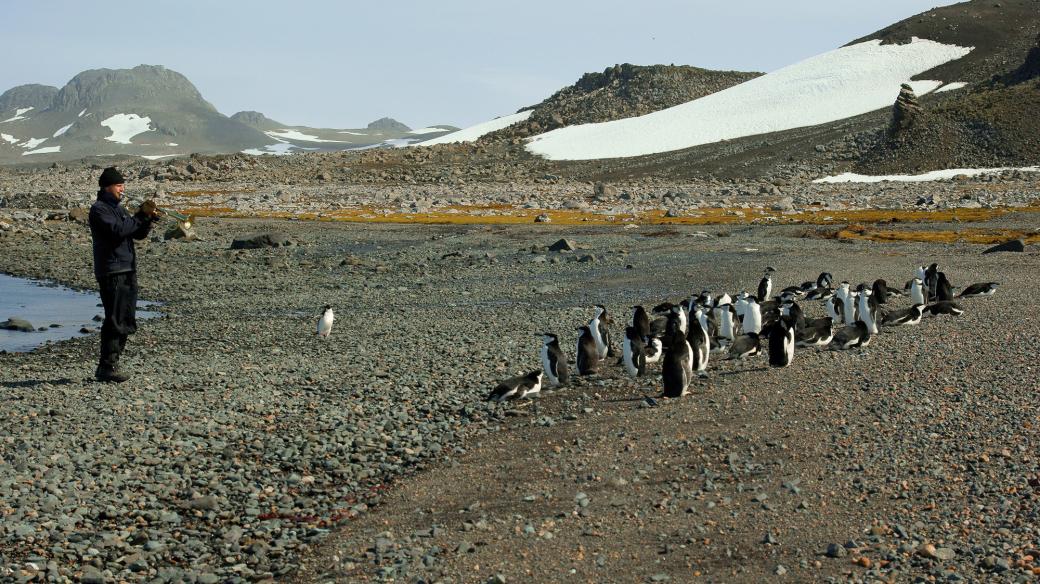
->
xmin=157 ymin=207 xmax=193 ymax=228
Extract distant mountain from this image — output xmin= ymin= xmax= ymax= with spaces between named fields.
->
xmin=366 ymin=117 xmax=410 ymax=133
xmin=0 ymin=66 xmax=457 ymax=164
xmin=0 ymin=84 xmax=58 ymax=112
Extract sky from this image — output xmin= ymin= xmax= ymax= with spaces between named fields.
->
xmin=3 ymin=0 xmax=963 ymax=129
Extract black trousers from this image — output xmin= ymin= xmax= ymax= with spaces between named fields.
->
xmin=98 ymin=271 xmax=138 ymax=370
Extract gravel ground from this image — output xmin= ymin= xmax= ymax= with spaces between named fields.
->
xmin=0 ymin=211 xmax=1038 ymax=582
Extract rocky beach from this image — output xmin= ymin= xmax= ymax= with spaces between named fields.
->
xmin=1 ymin=173 xmax=1039 ymax=581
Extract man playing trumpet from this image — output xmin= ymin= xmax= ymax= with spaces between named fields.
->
xmin=88 ymin=167 xmax=161 ymax=383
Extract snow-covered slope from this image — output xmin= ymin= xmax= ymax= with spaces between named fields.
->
xmin=525 ymin=38 xmax=972 ymax=161
xmin=417 ymin=110 xmax=532 ymax=146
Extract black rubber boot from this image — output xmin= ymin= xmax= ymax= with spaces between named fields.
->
xmin=97 ymin=331 xmax=130 ymax=383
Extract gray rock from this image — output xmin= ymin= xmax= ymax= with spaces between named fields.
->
xmin=982 ymin=239 xmax=1025 ymax=254
xmin=549 ymin=238 xmax=578 ymax=252
xmin=1 ymin=318 xmax=34 ymax=332
xmin=230 ymin=232 xmax=293 ymax=249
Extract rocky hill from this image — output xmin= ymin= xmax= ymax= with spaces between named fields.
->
xmin=485 ymin=63 xmax=760 ymax=141
xmin=855 ymin=32 xmax=1040 ymax=174
xmin=0 ymin=84 xmax=58 ymax=112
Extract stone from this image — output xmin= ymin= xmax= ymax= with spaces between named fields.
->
xmin=534 ymin=213 xmax=551 ymax=223
xmin=982 ymin=239 xmax=1025 ymax=254
xmin=1 ymin=318 xmax=34 ymax=332
xmin=826 ymin=543 xmax=847 ymax=558
xmin=548 ymin=238 xmax=578 ymax=252
xmin=230 ymin=232 xmax=292 ymax=249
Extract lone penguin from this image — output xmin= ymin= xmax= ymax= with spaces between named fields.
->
xmin=576 ymin=325 xmax=600 ymax=375
xmin=487 ymin=371 xmax=543 ymax=402
xmin=622 ymin=326 xmax=647 ymax=378
xmin=766 ymin=317 xmax=795 ymax=368
xmin=661 ymin=331 xmax=693 ymax=398
xmin=540 ymin=333 xmax=569 ymax=386
xmin=316 ymin=305 xmax=334 ymax=338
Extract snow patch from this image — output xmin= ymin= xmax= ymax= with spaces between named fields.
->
xmin=53 ymin=123 xmax=73 ymax=138
xmin=265 ymin=129 xmax=350 ymax=143
xmin=23 ymin=145 xmax=61 ymax=156
xmin=526 ymin=38 xmax=973 ymax=161
xmin=100 ymin=113 xmax=154 ymax=144
xmin=408 ymin=127 xmax=452 ymax=134
xmin=814 ymin=166 xmax=1040 ymax=183
xmin=337 ymin=131 xmax=366 ymax=135
xmin=0 ymin=133 xmax=17 ymax=144
xmin=20 ymin=138 xmax=47 ymax=149
xmin=383 ymin=138 xmax=418 ymax=148
xmin=418 ymin=110 xmax=532 ymax=146
xmin=78 ymin=109 xmax=87 ymax=117
xmin=242 ymin=143 xmax=302 ymax=156
xmin=167 ymin=142 xmax=178 ymax=146
xmin=1 ymin=107 xmax=34 ymax=123
xmin=141 ymin=154 xmax=179 ymax=160
xmin=935 ymin=82 xmax=968 ymax=93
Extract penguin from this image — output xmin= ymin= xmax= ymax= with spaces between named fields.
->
xmin=842 ymin=286 xmax=858 ymax=326
xmin=909 ymin=277 xmax=926 ymax=306
xmin=857 ymin=289 xmax=878 ymax=334
xmin=316 ymin=305 xmax=334 ymax=338
xmin=661 ymin=331 xmax=693 ymax=398
xmin=716 ymin=304 xmax=736 ymax=342
xmin=924 ymin=263 xmax=940 ymax=301
xmin=727 ymin=332 xmax=761 ymax=360
xmin=540 ymin=333 xmax=569 ymax=386
xmin=935 ymin=272 xmax=954 ymax=302
xmin=881 ymin=304 xmax=924 ymax=327
xmin=780 ymin=285 xmax=805 ymax=298
xmin=829 ymin=321 xmax=871 ymax=350
xmin=780 ymin=300 xmax=805 ymax=332
xmin=795 ymin=316 xmax=833 ymax=348
xmin=668 ymin=304 xmax=689 ymax=336
xmin=589 ymin=305 xmax=610 ymax=360
xmin=487 ymin=371 xmax=543 ymax=402
xmin=817 ymin=272 xmax=834 ymax=289
xmin=631 ymin=305 xmax=651 ymax=340
xmin=766 ymin=317 xmax=795 ymax=368
xmin=825 ymin=295 xmax=843 ymax=322
xmin=733 ymin=292 xmax=750 ymax=324
xmin=958 ymin=282 xmax=998 ymax=298
xmin=805 ymin=286 xmax=833 ymax=301
xmin=757 ymin=268 xmax=774 ymax=302
xmin=744 ymin=297 xmax=763 ymax=334
xmin=926 ymin=301 xmax=964 ymax=317
xmin=716 ymin=293 xmax=733 ymax=308
xmin=576 ymin=325 xmax=600 ymax=375
xmin=622 ymin=326 xmax=647 ymax=378
xmin=871 ymin=279 xmax=891 ymax=305
xmin=689 ymin=309 xmax=711 ymax=377
xmin=695 ymin=308 xmax=718 ymax=346
xmin=644 ymin=334 xmax=664 ymax=364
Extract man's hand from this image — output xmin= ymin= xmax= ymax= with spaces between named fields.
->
xmin=137 ymin=200 xmax=161 ymax=219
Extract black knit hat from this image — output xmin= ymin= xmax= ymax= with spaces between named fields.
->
xmin=98 ymin=167 xmax=126 ymax=188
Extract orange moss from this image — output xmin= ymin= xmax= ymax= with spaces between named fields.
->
xmin=832 ymin=225 xmax=1040 ymax=245
xmin=170 ymin=201 xmax=1040 ymax=227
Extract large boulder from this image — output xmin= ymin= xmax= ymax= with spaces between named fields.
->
xmin=982 ymin=239 xmax=1025 ymax=254
xmin=230 ymin=232 xmax=292 ymax=250
xmin=1 ymin=318 xmax=35 ymax=332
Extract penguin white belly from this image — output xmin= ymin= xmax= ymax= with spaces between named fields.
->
xmin=644 ymin=338 xmax=663 ymax=364
xmin=589 ymin=317 xmax=608 ymax=359
xmin=540 ymin=345 xmax=557 ymax=385
xmin=622 ymin=337 xmax=639 ymax=377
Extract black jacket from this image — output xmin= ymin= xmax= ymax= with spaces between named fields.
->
xmin=89 ymin=190 xmax=154 ymax=279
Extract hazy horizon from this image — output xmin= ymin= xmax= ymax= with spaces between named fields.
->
xmin=4 ymin=0 xmax=962 ymax=129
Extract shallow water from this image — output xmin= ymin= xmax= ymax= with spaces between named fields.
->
xmin=0 ymin=273 xmax=158 ymax=353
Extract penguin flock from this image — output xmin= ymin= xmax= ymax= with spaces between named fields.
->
xmin=487 ymin=264 xmax=999 ymax=402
